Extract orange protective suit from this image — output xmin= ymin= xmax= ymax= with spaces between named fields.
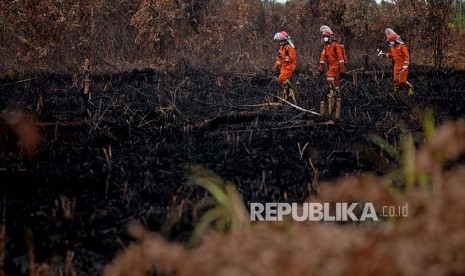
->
xmin=320 ymin=42 xmax=345 ymax=88
xmin=384 ymin=43 xmax=410 ymax=89
xmin=273 ymin=44 xmax=296 ymax=87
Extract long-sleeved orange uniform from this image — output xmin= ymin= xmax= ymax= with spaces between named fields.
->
xmin=384 ymin=43 xmax=410 ymax=88
xmin=273 ymin=44 xmax=296 ymax=86
xmin=320 ymin=42 xmax=345 ymax=87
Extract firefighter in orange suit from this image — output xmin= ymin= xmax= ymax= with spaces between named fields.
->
xmin=379 ymin=28 xmax=413 ymax=96
xmin=273 ymin=31 xmax=297 ymax=103
xmin=319 ymin=25 xmax=345 ymax=119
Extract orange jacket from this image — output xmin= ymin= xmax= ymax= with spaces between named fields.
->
xmin=320 ymin=42 xmax=345 ymax=69
xmin=274 ymin=44 xmax=296 ymax=71
xmin=384 ymin=43 xmax=410 ymax=72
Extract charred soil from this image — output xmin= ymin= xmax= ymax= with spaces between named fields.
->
xmin=1 ymin=67 xmax=465 ymax=274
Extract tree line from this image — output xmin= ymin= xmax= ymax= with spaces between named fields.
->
xmin=0 ymin=0 xmax=460 ymax=75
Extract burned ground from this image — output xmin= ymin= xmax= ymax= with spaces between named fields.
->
xmin=1 ymin=67 xmax=465 ymax=274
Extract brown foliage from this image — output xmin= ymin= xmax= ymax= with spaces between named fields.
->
xmin=1 ymin=106 xmax=42 ymax=157
xmin=0 ymin=0 xmax=141 ymax=72
xmin=0 ymin=0 xmax=459 ymax=74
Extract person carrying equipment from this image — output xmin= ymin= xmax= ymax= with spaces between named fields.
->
xmin=318 ymin=25 xmax=347 ymax=120
xmin=273 ymin=31 xmax=297 ymax=104
xmin=378 ymin=28 xmax=414 ymax=96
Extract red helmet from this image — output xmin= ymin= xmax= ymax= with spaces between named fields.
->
xmin=321 ymin=31 xmax=333 ymax=37
xmin=386 ymin=32 xmax=399 ymax=42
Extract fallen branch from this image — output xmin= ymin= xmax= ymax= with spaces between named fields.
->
xmin=239 ymin=102 xmax=281 ymax=108
xmin=214 ymin=120 xmax=335 ymax=134
xmin=274 ymin=96 xmax=321 ymax=116
xmin=192 ymin=110 xmax=269 ymax=131
xmin=270 ymin=121 xmax=334 ymax=130
xmin=0 ymin=78 xmax=39 ymax=87
xmin=37 ymin=121 xmax=84 ymax=127
xmin=194 ymin=99 xmax=281 ymax=110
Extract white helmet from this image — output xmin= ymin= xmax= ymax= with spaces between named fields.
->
xmin=385 ymin=28 xmax=395 ymax=36
xmin=274 ymin=31 xmax=290 ymax=44
xmin=320 ymin=25 xmax=333 ymax=36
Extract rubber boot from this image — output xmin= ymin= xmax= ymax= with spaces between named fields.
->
xmin=282 ymin=80 xmax=291 ymax=101
xmin=335 ymin=98 xmax=341 ymax=120
xmin=320 ymin=101 xmax=325 ymax=116
xmin=407 ymin=82 xmax=414 ymax=96
xmin=288 ymin=88 xmax=297 ymax=104
xmin=282 ymin=88 xmax=288 ymax=101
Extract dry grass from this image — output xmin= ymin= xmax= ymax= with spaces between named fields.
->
xmin=104 ymin=120 xmax=465 ymax=276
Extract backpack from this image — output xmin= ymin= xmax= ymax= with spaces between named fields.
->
xmin=334 ymin=42 xmax=349 ymax=65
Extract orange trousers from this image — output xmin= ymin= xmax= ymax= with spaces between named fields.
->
xmin=326 ymin=64 xmax=340 ymax=87
xmin=393 ymin=68 xmax=408 ymax=89
xmin=278 ymin=66 xmax=295 ymax=87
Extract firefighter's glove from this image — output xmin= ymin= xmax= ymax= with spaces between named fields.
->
xmin=319 ymin=64 xmax=324 ymax=75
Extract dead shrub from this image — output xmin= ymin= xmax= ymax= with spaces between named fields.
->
xmin=1 ymin=106 xmax=42 ymax=157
